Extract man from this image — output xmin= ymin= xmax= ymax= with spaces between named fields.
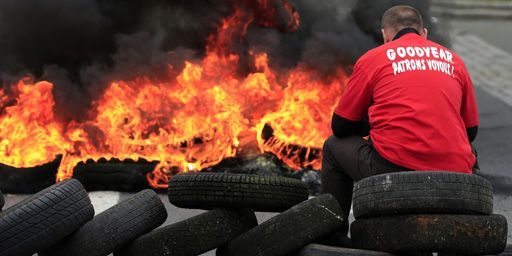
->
xmin=321 ymin=5 xmax=478 ymax=236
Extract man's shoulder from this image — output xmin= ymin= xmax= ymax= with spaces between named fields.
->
xmin=355 ymin=44 xmax=388 ymax=66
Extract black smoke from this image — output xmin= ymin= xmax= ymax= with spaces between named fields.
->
xmin=242 ymin=0 xmax=448 ymax=77
xmin=351 ymin=0 xmax=449 ymax=46
xmin=0 ymin=0 xmax=229 ymax=121
xmin=0 ymin=0 xmax=447 ymax=121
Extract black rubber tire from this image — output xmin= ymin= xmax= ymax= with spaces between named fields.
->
xmin=0 ymin=179 xmax=94 ymax=256
xmin=168 ymin=172 xmax=309 ymax=212
xmin=296 ymin=244 xmax=395 ymax=256
xmin=352 ymin=171 xmax=493 ymax=218
xmin=350 ymin=214 xmax=508 ymax=255
xmin=72 ymin=160 xmax=157 ymax=191
xmin=0 ymin=156 xmax=61 ymax=194
xmin=115 ymin=208 xmax=257 ymax=256
xmin=40 ymin=189 xmax=167 ymax=256
xmin=217 ymin=194 xmax=345 ymax=256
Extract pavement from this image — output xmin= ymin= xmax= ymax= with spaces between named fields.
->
xmin=4 ymin=19 xmax=512 ymax=256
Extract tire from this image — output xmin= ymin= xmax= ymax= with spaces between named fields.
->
xmin=72 ymin=161 xmax=157 ymax=191
xmin=0 ymin=156 xmax=61 ymax=193
xmin=217 ymin=194 xmax=345 ymax=256
xmin=297 ymin=244 xmax=395 ymax=256
xmin=115 ymin=208 xmax=257 ymax=256
xmin=352 ymin=171 xmax=493 ymax=218
xmin=40 ymin=189 xmax=167 ymax=256
xmin=350 ymin=214 xmax=508 ymax=255
xmin=168 ymin=173 xmax=309 ymax=212
xmin=0 ymin=179 xmax=94 ymax=256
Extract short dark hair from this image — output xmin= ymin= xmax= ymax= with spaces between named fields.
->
xmin=381 ymin=5 xmax=424 ymax=33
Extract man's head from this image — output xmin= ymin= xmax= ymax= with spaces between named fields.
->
xmin=381 ymin=5 xmax=428 ymax=43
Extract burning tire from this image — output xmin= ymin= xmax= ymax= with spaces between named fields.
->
xmin=0 ymin=156 xmax=61 ymax=194
xmin=40 ymin=189 xmax=167 ymax=256
xmin=352 ymin=171 xmax=493 ymax=218
xmin=350 ymin=214 xmax=508 ymax=255
xmin=72 ymin=159 xmax=158 ymax=191
xmin=168 ymin=173 xmax=309 ymax=212
xmin=0 ymin=179 xmax=94 ymax=256
xmin=115 ymin=208 xmax=257 ymax=256
xmin=297 ymin=244 xmax=395 ymax=256
xmin=216 ymin=194 xmax=345 ymax=256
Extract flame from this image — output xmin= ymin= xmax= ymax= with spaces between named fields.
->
xmin=58 ymin=59 xmax=248 ymax=188
xmin=0 ymin=80 xmax=70 ymax=167
xmin=0 ymin=0 xmax=347 ymax=189
xmin=257 ymin=68 xmax=347 ymax=170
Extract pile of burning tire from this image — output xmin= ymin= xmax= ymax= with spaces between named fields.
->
xmin=0 ymin=172 xmax=509 ymax=256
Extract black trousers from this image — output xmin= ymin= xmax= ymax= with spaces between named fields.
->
xmin=320 ymin=135 xmax=411 ymax=235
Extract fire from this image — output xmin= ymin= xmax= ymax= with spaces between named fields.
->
xmin=0 ymin=80 xmax=69 ymax=168
xmin=257 ymin=68 xmax=347 ymax=170
xmin=0 ymin=0 xmax=347 ymax=189
xmin=58 ymin=59 xmax=248 ymax=188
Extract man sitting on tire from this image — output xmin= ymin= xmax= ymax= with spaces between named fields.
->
xmin=321 ymin=5 xmax=479 ymax=236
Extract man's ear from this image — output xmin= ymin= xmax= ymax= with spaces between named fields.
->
xmin=421 ymin=28 xmax=428 ymax=38
xmin=382 ymin=29 xmax=391 ymax=43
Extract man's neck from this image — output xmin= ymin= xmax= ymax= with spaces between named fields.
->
xmin=393 ymin=27 xmax=420 ymax=40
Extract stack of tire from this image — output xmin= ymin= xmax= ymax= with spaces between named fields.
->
xmin=116 ymin=172 xmax=346 ymax=256
xmin=350 ymin=171 xmax=508 ymax=255
xmin=0 ymin=179 xmax=168 ymax=256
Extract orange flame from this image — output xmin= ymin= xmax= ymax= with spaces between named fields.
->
xmin=0 ymin=0 xmax=347 ymax=189
xmin=0 ymin=80 xmax=70 ymax=167
xmin=257 ymin=68 xmax=347 ymax=170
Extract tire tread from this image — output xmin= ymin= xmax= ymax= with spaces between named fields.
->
xmin=353 ymin=172 xmax=493 ymax=218
xmin=0 ymin=179 xmax=94 ymax=256
xmin=168 ymin=173 xmax=309 ymax=212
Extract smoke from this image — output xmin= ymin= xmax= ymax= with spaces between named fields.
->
xmin=243 ymin=0 xmax=448 ymax=76
xmin=0 ymin=0 xmax=447 ymax=120
xmin=351 ymin=0 xmax=449 ymax=46
xmin=0 ymin=0 xmax=229 ymax=121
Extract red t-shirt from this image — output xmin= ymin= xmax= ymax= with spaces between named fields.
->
xmin=334 ymin=33 xmax=478 ymax=173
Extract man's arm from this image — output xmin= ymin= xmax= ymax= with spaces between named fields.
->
xmin=332 ymin=59 xmax=373 ymax=138
xmin=331 ymin=113 xmax=370 ymax=138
